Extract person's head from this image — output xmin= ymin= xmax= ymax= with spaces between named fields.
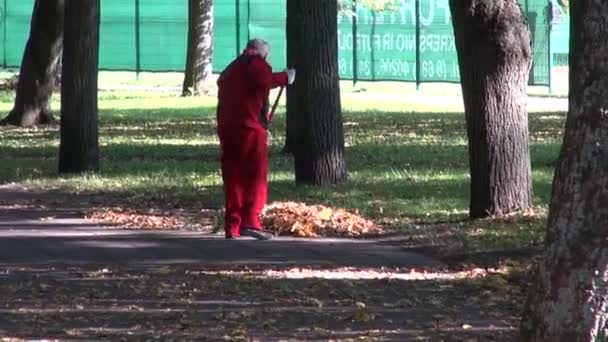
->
xmin=245 ymin=38 xmax=270 ymax=60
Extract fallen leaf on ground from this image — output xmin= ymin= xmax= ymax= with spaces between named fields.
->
xmin=351 ymin=309 xmax=374 ymax=323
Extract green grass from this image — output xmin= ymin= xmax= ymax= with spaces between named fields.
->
xmin=0 ymin=73 xmax=567 ymax=257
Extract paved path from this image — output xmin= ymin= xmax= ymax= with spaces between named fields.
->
xmin=0 ymin=185 xmax=441 ymax=269
xmin=0 ymin=216 xmax=439 ymax=269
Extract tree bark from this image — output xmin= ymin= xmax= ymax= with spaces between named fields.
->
xmin=181 ymin=0 xmax=213 ymax=96
xmin=281 ymin=107 xmax=297 ymax=154
xmin=449 ymin=0 xmax=533 ymax=218
xmin=58 ymin=0 xmax=100 ymax=174
xmin=286 ymin=0 xmax=347 ymax=185
xmin=0 ymin=0 xmax=64 ymax=127
xmin=520 ymin=1 xmax=608 ymax=340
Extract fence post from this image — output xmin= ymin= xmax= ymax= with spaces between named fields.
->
xmin=236 ymin=0 xmax=241 ymax=56
xmin=135 ymin=0 xmax=141 ymax=80
xmin=2 ymin=0 xmax=6 ymax=67
xmin=547 ymin=0 xmax=553 ymax=95
xmin=415 ymin=0 xmax=420 ymax=90
xmin=352 ymin=0 xmax=357 ymax=86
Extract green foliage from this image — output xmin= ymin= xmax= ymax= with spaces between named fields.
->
xmin=338 ymin=0 xmax=399 ymax=15
xmin=358 ymin=0 xmax=400 ymax=11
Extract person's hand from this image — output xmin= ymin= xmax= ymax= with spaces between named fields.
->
xmin=287 ymin=69 xmax=296 ymax=85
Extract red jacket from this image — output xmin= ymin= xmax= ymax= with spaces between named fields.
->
xmin=216 ymin=49 xmax=288 ymax=131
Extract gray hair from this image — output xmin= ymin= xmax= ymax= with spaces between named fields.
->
xmin=246 ymin=38 xmax=270 ymax=57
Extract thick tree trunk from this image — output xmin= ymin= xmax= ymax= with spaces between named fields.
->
xmin=181 ymin=0 xmax=213 ymax=96
xmin=286 ymin=0 xmax=347 ymax=185
xmin=449 ymin=0 xmax=533 ymax=218
xmin=0 ymin=0 xmax=64 ymax=127
xmin=520 ymin=1 xmax=608 ymax=340
xmin=58 ymin=0 xmax=100 ymax=174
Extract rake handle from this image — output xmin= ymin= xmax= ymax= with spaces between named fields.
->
xmin=268 ymin=85 xmax=285 ymax=123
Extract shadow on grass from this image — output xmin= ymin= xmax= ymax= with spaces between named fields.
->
xmin=0 ymin=107 xmax=565 ymax=139
xmin=0 ymin=142 xmax=556 ymax=220
xmin=0 ymin=140 xmax=559 ymax=173
xmin=0 ymin=163 xmax=473 ymax=217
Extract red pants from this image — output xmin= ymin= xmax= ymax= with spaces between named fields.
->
xmin=219 ymin=127 xmax=268 ymax=238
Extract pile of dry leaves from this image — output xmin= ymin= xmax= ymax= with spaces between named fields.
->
xmin=262 ymin=201 xmax=382 ymax=238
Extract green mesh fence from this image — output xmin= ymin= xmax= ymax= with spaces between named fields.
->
xmin=0 ymin=0 xmax=567 ymax=87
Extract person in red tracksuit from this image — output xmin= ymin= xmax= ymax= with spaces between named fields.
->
xmin=216 ymin=39 xmax=296 ymax=240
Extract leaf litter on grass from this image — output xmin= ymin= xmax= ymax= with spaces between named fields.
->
xmin=86 ymin=207 xmax=215 ymax=231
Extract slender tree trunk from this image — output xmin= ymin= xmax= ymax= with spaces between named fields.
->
xmin=449 ymin=0 xmax=533 ymax=218
xmin=520 ymin=1 xmax=608 ymax=340
xmin=58 ymin=0 xmax=100 ymax=173
xmin=182 ymin=0 xmax=213 ymax=96
xmin=282 ymin=0 xmax=298 ymax=155
xmin=0 ymin=0 xmax=64 ymax=127
xmin=286 ymin=0 xmax=347 ymax=185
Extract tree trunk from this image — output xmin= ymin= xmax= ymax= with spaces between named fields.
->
xmin=181 ymin=0 xmax=213 ymax=96
xmin=449 ymin=0 xmax=533 ymax=219
xmin=520 ymin=1 xmax=608 ymax=340
xmin=282 ymin=0 xmax=298 ymax=156
xmin=53 ymin=58 xmax=62 ymax=91
xmin=0 ymin=0 xmax=64 ymax=127
xmin=282 ymin=77 xmax=295 ymax=154
xmin=281 ymin=111 xmax=296 ymax=154
xmin=286 ymin=0 xmax=347 ymax=185
xmin=58 ymin=0 xmax=100 ymax=174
